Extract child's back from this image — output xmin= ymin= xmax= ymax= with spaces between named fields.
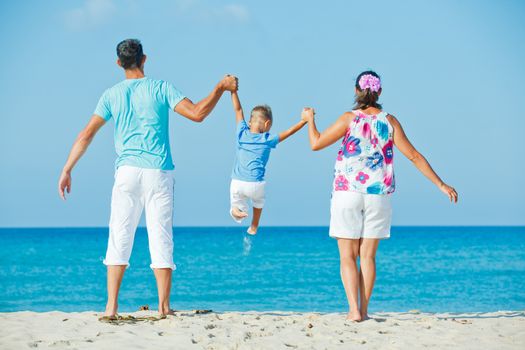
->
xmin=232 ymin=119 xmax=279 ymax=182
xmin=229 ymin=92 xmax=306 ymax=234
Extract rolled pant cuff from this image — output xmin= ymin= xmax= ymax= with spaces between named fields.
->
xmin=103 ymin=260 xmax=130 ymax=268
xmin=150 ymin=263 xmax=176 ymax=270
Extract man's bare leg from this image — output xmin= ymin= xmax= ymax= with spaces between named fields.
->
xmin=153 ymin=268 xmax=173 ymax=316
xmin=104 ymin=265 xmax=126 ymax=317
xmin=247 ymin=207 xmax=263 ymax=235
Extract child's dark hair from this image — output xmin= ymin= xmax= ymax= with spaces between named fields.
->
xmin=354 ymin=70 xmax=382 ymax=110
xmin=116 ymin=39 xmax=144 ymax=70
xmin=251 ymin=105 xmax=273 ymax=123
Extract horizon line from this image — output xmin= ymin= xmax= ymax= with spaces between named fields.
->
xmin=0 ymin=225 xmax=524 ymax=229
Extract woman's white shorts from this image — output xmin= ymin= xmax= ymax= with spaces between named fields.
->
xmin=229 ymin=179 xmax=265 ymax=223
xmin=329 ymin=191 xmax=392 ymax=240
xmin=103 ymin=165 xmax=176 ymax=270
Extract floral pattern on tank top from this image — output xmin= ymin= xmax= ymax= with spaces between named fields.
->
xmin=333 ymin=110 xmax=395 ymax=195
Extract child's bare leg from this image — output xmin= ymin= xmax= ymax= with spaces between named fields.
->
xmin=231 ymin=207 xmax=248 ymax=222
xmin=247 ymin=207 xmax=263 ymax=235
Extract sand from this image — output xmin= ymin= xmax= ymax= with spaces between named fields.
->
xmin=1 ymin=310 xmax=524 ymax=349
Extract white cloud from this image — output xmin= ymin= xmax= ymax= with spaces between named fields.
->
xmin=222 ymin=4 xmax=250 ymax=22
xmin=64 ymin=0 xmax=116 ymax=31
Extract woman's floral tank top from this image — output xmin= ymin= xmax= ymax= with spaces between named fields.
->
xmin=333 ymin=110 xmax=395 ymax=195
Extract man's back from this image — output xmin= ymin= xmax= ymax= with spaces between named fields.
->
xmin=94 ymin=77 xmax=185 ymax=170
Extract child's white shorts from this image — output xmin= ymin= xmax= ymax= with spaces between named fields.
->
xmin=104 ymin=165 xmax=176 ymax=270
xmin=230 ymin=179 xmax=265 ymax=223
xmin=329 ymin=191 xmax=392 ymax=240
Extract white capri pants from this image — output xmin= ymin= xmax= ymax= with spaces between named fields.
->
xmin=103 ymin=165 xmax=176 ymax=270
xmin=229 ymin=179 xmax=266 ymax=223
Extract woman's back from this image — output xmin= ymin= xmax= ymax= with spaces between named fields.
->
xmin=333 ymin=109 xmax=395 ymax=195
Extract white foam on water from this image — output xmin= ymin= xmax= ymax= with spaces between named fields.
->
xmin=242 ymin=234 xmax=252 ymax=256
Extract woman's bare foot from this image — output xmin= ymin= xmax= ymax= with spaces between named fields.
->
xmin=247 ymin=225 xmax=258 ymax=235
xmin=346 ymin=310 xmax=362 ymax=322
xmin=360 ymin=307 xmax=369 ymax=321
xmin=231 ymin=207 xmax=248 ymax=221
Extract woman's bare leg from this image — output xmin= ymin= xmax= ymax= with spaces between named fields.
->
xmin=337 ymin=238 xmax=361 ymax=321
xmin=247 ymin=207 xmax=263 ymax=235
xmin=358 ymin=238 xmax=380 ymax=320
xmin=104 ymin=265 xmax=126 ymax=316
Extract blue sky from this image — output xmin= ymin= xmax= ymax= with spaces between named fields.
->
xmin=0 ymin=0 xmax=524 ymax=227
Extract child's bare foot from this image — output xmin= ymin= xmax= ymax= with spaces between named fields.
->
xmin=231 ymin=207 xmax=248 ymax=222
xmin=247 ymin=225 xmax=258 ymax=235
xmin=346 ymin=310 xmax=362 ymax=322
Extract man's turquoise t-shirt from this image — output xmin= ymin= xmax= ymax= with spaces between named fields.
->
xmin=232 ymin=120 xmax=279 ymax=182
xmin=94 ymin=77 xmax=185 ymax=170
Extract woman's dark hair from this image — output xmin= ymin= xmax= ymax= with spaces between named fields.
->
xmin=116 ymin=39 xmax=144 ymax=70
xmin=354 ymin=70 xmax=382 ymax=110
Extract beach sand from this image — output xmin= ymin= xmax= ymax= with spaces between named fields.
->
xmin=1 ymin=310 xmax=523 ymax=349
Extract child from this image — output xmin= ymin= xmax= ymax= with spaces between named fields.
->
xmin=230 ymin=91 xmax=306 ymax=234
xmin=301 ymin=71 xmax=458 ymax=321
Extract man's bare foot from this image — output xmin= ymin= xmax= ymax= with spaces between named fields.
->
xmin=159 ymin=308 xmax=176 ymax=316
xmin=231 ymin=207 xmax=248 ymax=221
xmin=103 ymin=303 xmax=118 ymax=317
xmin=346 ymin=310 xmax=362 ymax=322
xmin=247 ymin=225 xmax=258 ymax=235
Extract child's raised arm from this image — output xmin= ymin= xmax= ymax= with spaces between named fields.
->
xmin=231 ymin=91 xmax=244 ymax=123
xmin=278 ymin=119 xmax=307 ymax=142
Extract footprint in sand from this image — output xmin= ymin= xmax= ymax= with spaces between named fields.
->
xmin=49 ymin=340 xmax=71 ymax=347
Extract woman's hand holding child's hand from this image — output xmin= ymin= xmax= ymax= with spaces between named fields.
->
xmin=301 ymin=107 xmax=315 ymax=123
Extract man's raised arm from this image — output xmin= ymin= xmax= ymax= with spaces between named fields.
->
xmin=175 ymin=75 xmax=238 ymax=123
xmin=58 ymin=115 xmax=106 ymax=200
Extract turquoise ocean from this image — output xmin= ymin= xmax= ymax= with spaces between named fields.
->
xmin=0 ymin=226 xmax=524 ymax=313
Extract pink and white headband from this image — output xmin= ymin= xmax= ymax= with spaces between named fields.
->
xmin=358 ymin=74 xmax=381 ymax=92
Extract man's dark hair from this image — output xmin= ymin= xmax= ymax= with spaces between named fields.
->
xmin=116 ymin=39 xmax=144 ymax=70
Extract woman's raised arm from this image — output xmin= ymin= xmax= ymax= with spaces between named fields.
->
xmin=302 ymin=108 xmax=353 ymax=151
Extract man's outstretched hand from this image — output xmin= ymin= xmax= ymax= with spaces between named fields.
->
xmin=58 ymin=171 xmax=72 ymax=200
xmin=220 ymin=75 xmax=238 ymax=92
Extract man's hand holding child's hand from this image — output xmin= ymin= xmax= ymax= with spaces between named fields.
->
xmin=220 ymin=75 xmax=239 ymax=92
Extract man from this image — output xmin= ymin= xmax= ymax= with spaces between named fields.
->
xmin=58 ymin=39 xmax=237 ymax=317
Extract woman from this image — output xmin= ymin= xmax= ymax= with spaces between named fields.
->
xmin=301 ymin=71 xmax=458 ymax=321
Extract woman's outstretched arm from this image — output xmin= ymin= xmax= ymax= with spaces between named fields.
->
xmin=388 ymin=115 xmax=458 ymax=203
xmin=302 ymin=108 xmax=352 ymax=151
